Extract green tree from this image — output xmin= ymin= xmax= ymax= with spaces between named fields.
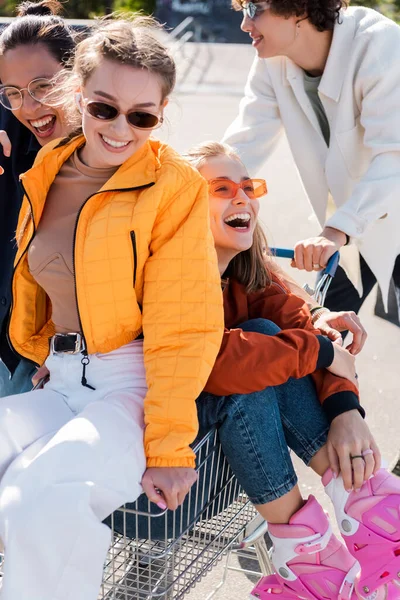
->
xmin=350 ymin=0 xmax=398 ymax=20
xmin=1 ymin=0 xmax=397 ymax=21
xmin=113 ymin=0 xmax=156 ymax=14
xmin=350 ymin=0 xmax=381 ymax=6
xmin=0 ymin=0 xmax=152 ymax=18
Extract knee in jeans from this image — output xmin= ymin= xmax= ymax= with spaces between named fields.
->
xmin=241 ymin=318 xmax=281 ymax=336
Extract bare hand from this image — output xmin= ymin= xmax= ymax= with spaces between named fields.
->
xmin=141 ymin=467 xmax=198 ymax=511
xmin=313 ymin=316 xmax=343 ymax=346
xmin=292 ymin=227 xmax=347 ymax=272
xmin=327 ymin=343 xmax=358 ymax=387
xmin=314 ymin=311 xmax=367 ymax=355
xmin=32 ymin=365 xmax=50 ymax=387
xmin=0 ymin=130 xmax=12 ymax=174
xmin=327 ymin=409 xmax=381 ymax=490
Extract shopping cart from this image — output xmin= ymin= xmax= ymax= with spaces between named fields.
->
xmin=0 ymin=249 xmax=340 ymax=599
xmin=98 ymin=427 xmax=273 ymax=600
xmin=0 ymin=428 xmax=269 ymax=600
xmin=269 ymin=248 xmax=340 ymax=306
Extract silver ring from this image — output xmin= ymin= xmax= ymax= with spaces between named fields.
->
xmin=313 ymin=263 xmax=320 ymax=269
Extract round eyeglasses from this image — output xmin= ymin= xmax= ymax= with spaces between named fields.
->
xmin=242 ymin=1 xmax=271 ymax=19
xmin=0 ymin=78 xmax=54 ymax=111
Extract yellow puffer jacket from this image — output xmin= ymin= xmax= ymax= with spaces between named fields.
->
xmin=10 ymin=135 xmax=223 ymax=467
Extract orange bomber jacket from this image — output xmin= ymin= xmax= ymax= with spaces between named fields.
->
xmin=204 ymin=275 xmax=363 ymax=423
xmin=10 ymin=135 xmax=224 ymax=468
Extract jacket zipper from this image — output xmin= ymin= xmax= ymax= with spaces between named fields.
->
xmin=130 ymin=230 xmax=138 ymax=286
xmin=6 ymin=181 xmax=40 ymax=367
xmin=72 ymin=182 xmax=154 ymax=388
xmin=72 ymin=183 xmax=154 ymax=337
xmin=7 ymin=180 xmax=154 ymax=373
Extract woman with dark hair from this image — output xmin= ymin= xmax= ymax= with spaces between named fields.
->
xmin=188 ymin=141 xmax=400 ymax=600
xmin=0 ymin=0 xmax=75 ymax=397
xmin=223 ymin=0 xmax=400 ymax=324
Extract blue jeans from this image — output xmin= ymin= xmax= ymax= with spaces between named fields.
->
xmin=196 ymin=319 xmax=330 ymax=505
xmin=0 ymin=357 xmax=36 ymax=398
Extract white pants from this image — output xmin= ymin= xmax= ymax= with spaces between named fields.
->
xmin=0 ymin=340 xmax=147 ymax=600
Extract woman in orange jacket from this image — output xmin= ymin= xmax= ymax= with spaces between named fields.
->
xmin=0 ymin=18 xmax=223 ymax=600
xmin=189 ymin=141 xmax=400 ymax=600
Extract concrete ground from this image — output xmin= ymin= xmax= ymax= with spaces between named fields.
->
xmin=153 ymin=42 xmax=400 ymax=599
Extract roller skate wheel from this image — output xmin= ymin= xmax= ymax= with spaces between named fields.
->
xmin=278 ymin=567 xmax=290 ymax=578
xmin=341 ymin=519 xmax=352 ymax=533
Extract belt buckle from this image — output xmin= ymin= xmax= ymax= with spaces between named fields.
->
xmin=51 ymin=333 xmax=83 ymax=355
xmin=69 ymin=333 xmax=82 ymax=354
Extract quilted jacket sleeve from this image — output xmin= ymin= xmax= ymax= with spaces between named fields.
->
xmin=142 ymin=171 xmax=224 ymax=468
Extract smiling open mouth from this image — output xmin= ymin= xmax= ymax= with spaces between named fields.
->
xmin=100 ymin=134 xmax=131 ymax=149
xmin=30 ymin=115 xmax=56 ymax=136
xmin=224 ymin=213 xmax=251 ymax=230
xmin=252 ymin=35 xmax=264 ymax=46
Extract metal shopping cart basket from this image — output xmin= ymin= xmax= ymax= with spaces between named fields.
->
xmin=0 ymin=250 xmax=340 ymax=600
xmin=99 ymin=427 xmax=272 ymax=600
xmin=0 ymin=428 xmax=267 ymax=600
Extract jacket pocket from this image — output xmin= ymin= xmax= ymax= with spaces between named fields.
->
xmin=130 ymin=230 xmax=138 ymax=287
xmin=335 ymin=120 xmax=371 ymax=180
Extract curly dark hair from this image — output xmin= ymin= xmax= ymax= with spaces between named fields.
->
xmin=233 ymin=0 xmax=348 ymax=31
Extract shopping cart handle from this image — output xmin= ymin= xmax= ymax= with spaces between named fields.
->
xmin=269 ymin=248 xmax=340 ymax=277
xmin=269 ymin=247 xmax=295 ymax=259
xmin=324 ymin=251 xmax=340 ymax=277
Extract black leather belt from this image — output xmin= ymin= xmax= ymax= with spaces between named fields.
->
xmin=50 ymin=333 xmax=85 ymax=355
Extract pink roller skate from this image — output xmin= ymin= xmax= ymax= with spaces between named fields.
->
xmin=250 ymin=495 xmax=360 ymax=600
xmin=324 ymin=468 xmax=400 ymax=600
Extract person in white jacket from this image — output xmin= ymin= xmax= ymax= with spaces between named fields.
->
xmin=223 ymin=0 xmax=400 ymax=322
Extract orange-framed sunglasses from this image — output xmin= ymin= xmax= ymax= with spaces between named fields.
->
xmin=208 ymin=178 xmax=268 ymax=200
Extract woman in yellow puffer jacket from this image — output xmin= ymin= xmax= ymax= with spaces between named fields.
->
xmin=0 ymin=16 xmax=223 ymax=600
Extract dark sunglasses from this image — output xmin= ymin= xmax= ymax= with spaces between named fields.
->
xmin=83 ymin=100 xmax=163 ymax=130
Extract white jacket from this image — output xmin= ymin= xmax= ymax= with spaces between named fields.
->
xmin=223 ymin=6 xmax=400 ymax=305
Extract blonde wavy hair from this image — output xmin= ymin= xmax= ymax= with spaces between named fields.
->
xmin=185 ymin=141 xmax=271 ymax=293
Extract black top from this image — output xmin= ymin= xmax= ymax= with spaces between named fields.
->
xmin=0 ymin=106 xmax=40 ymax=371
